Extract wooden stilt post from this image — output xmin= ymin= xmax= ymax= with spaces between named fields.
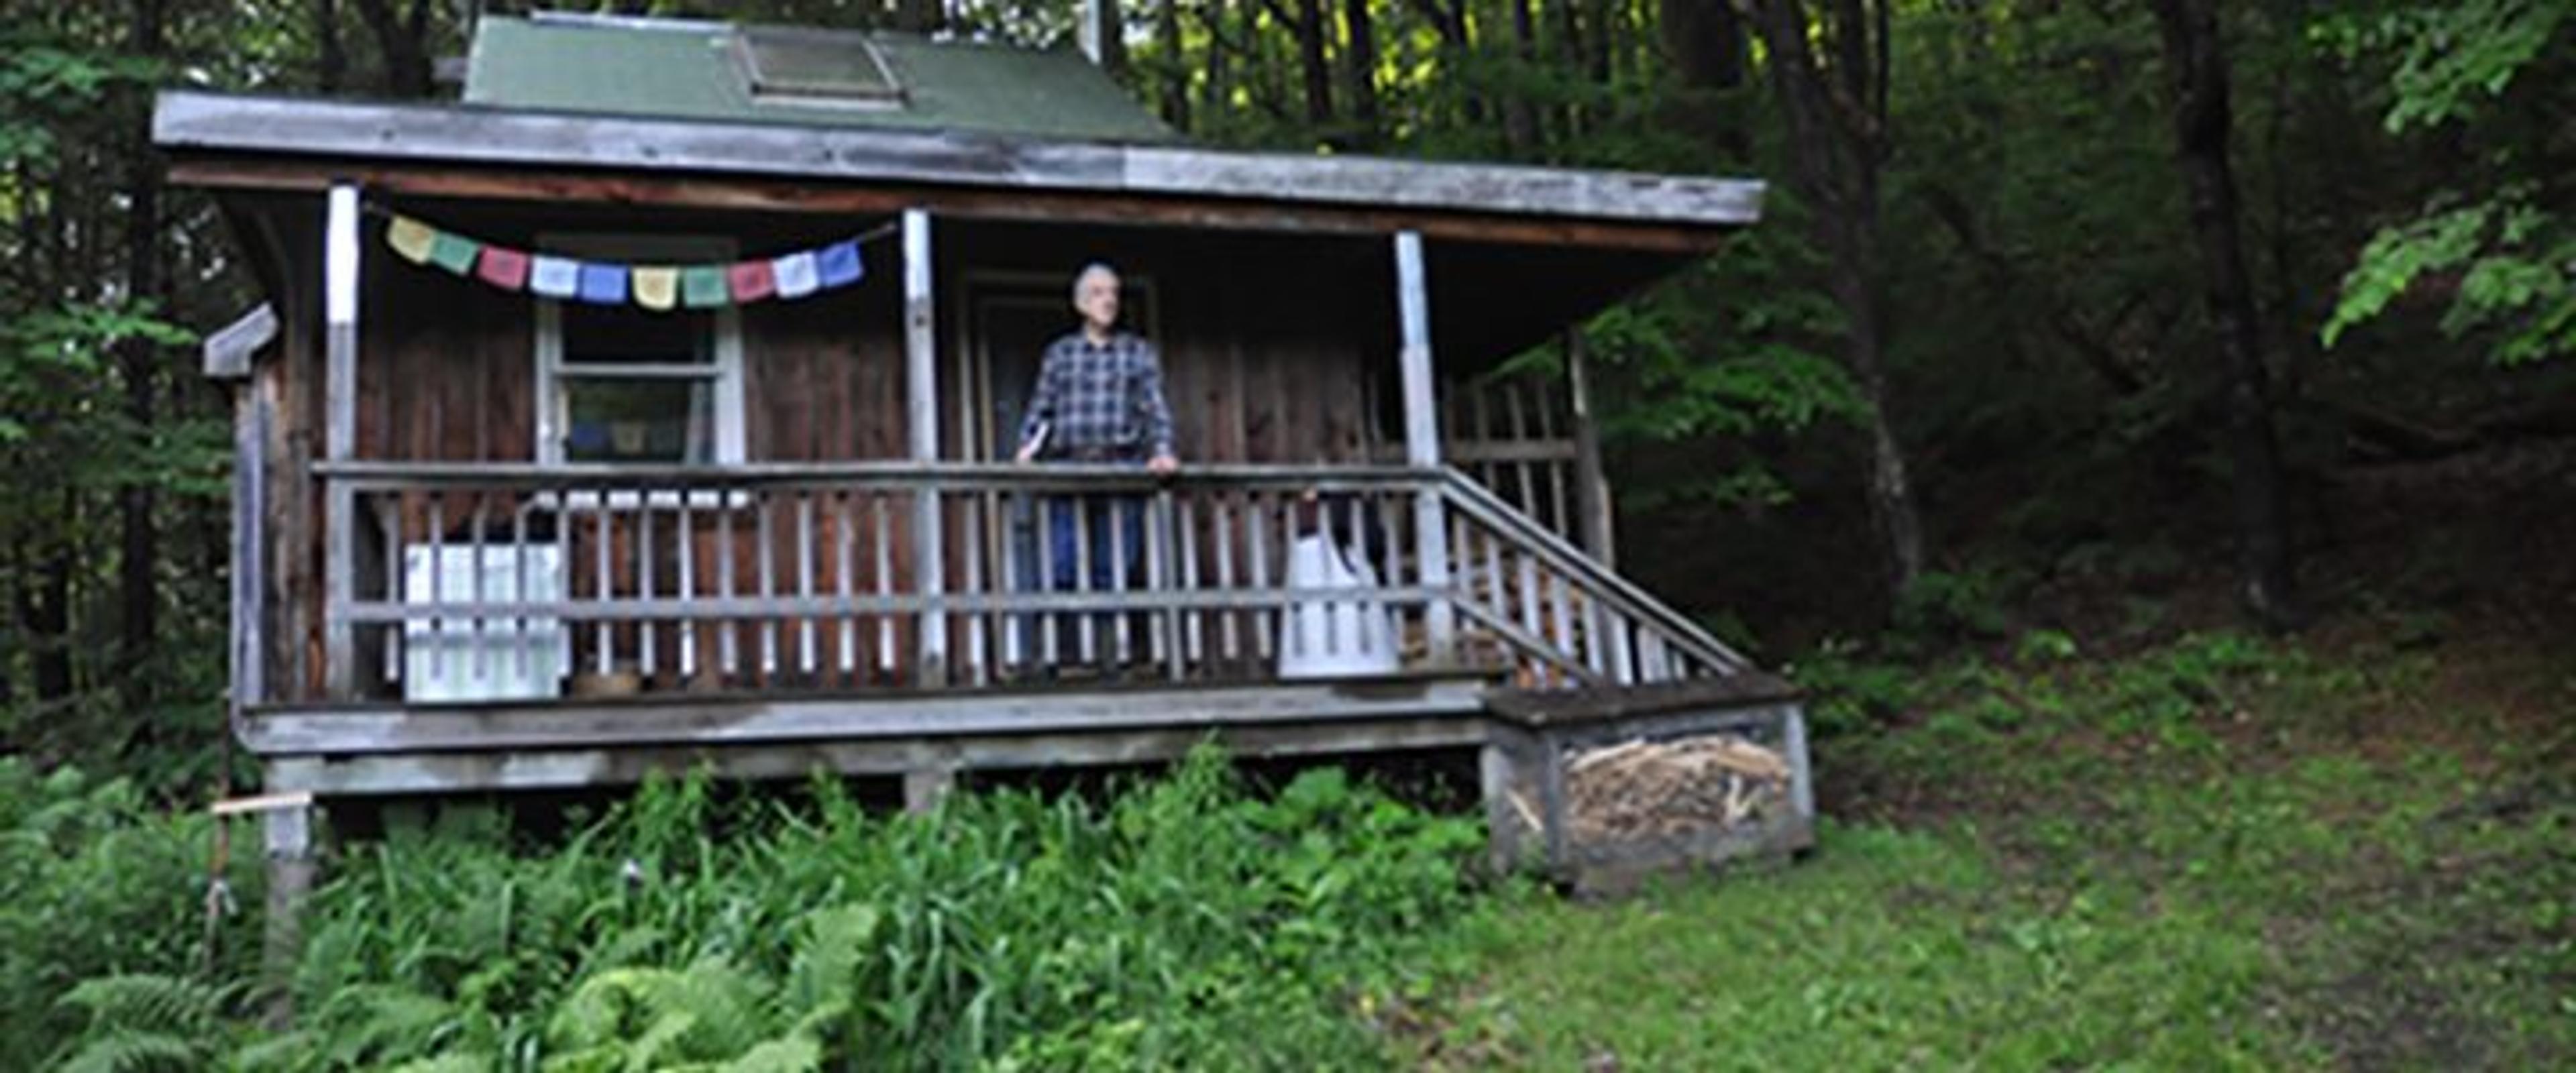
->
xmin=1395 ymin=231 xmax=1455 ymax=663
xmin=248 ymin=769 xmax=320 ymax=1027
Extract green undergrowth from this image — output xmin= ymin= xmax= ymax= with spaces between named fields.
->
xmin=37 ymin=751 xmax=1491 ymax=1071
xmin=18 ymin=627 xmax=2573 ymax=1070
xmin=1414 ymin=628 xmax=2574 ymax=1069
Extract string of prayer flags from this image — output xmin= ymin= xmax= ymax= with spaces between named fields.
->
xmin=378 ymin=212 xmax=879 ymax=311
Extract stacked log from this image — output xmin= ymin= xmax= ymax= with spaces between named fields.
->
xmin=1561 ymin=734 xmax=1790 ymax=842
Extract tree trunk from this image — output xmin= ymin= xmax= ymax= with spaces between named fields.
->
xmin=896 ymin=0 xmax=944 ymax=34
xmin=1340 ymin=0 xmax=1379 ymax=144
xmin=2149 ymin=0 xmax=2298 ymax=626
xmin=350 ymin=0 xmax=435 ymax=97
xmin=315 ymin=0 xmax=345 ymax=92
xmin=1664 ymin=0 xmax=1750 ymax=159
xmin=1097 ymin=0 xmax=1130 ymax=78
xmin=1157 ymin=0 xmax=1190 ymax=130
xmin=1293 ymin=0 xmax=1334 ymax=126
xmin=23 ymin=524 xmax=74 ymax=704
xmin=117 ymin=0 xmax=166 ymax=699
xmin=1199 ymin=0 xmax=1233 ymax=126
xmin=1504 ymin=0 xmax=1541 ymax=154
xmin=1741 ymin=0 xmax=1923 ymax=601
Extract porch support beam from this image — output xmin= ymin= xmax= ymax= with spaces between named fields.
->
xmin=1566 ymin=327 xmax=1615 ymax=567
xmin=322 ymin=183 xmax=359 ymax=699
xmin=1396 ymin=231 xmax=1456 ymax=661
xmin=904 ymin=209 xmax=949 ymax=685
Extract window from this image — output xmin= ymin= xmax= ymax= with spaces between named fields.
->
xmin=736 ymin=25 xmax=903 ymax=110
xmin=534 ymin=235 xmax=746 ymax=467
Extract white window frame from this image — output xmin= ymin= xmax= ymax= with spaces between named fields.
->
xmin=533 ymin=233 xmax=748 ymax=507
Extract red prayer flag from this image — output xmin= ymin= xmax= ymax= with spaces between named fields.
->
xmin=476 ymin=245 xmax=531 ymax=290
xmin=727 ymin=259 xmax=777 ymax=303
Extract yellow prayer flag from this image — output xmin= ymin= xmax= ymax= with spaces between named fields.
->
xmin=632 ymin=266 xmax=680 ymax=311
xmin=386 ymin=215 xmax=437 ymax=264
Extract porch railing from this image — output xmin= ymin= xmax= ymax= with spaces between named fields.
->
xmin=299 ymin=461 xmax=1750 ymax=704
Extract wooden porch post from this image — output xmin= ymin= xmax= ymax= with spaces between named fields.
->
xmin=322 ymin=183 xmax=359 ymax=699
xmin=1565 ymin=328 xmax=1616 ymax=568
xmin=905 ymin=209 xmax=949 ymax=686
xmin=1396 ymin=231 xmax=1456 ymax=661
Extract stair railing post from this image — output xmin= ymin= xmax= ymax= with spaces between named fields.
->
xmin=1395 ymin=231 xmax=1455 ymax=663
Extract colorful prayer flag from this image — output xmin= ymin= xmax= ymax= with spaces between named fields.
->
xmin=578 ymin=263 xmax=630 ymax=305
xmin=386 ymin=215 xmax=437 ymax=264
xmin=427 ymin=231 xmax=480 ymax=275
xmin=631 ymin=266 xmax=678 ymax=310
xmin=727 ymin=260 xmax=777 ymax=303
xmin=816 ymin=240 xmax=863 ymax=288
xmin=530 ymin=256 xmax=580 ymax=298
xmin=476 ymin=246 xmax=531 ymax=290
xmin=682 ymin=265 xmax=728 ymax=308
xmin=771 ymin=250 xmax=820 ymax=299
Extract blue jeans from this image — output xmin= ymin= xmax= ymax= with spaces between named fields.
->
xmin=1044 ymin=494 xmax=1144 ymax=593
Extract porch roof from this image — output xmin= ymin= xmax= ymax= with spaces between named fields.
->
xmin=151 ymin=90 xmax=1762 ymax=249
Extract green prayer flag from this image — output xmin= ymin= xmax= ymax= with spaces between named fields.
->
xmin=681 ymin=264 xmax=729 ymax=308
xmin=427 ymin=231 xmax=480 ymax=275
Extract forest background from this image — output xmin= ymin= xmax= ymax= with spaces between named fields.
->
xmin=6 ymin=0 xmax=2565 ymax=787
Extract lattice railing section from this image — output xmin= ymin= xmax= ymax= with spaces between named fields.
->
xmin=299 ymin=462 xmax=1750 ymax=703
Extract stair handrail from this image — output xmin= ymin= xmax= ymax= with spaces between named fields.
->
xmin=1433 ymin=465 xmax=1754 ymax=677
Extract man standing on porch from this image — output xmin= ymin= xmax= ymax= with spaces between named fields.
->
xmin=1013 ymin=263 xmax=1179 ymax=634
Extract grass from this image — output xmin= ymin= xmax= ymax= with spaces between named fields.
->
xmin=16 ymin=620 xmax=2571 ymax=1070
xmin=1410 ymin=625 xmax=2576 ymax=1069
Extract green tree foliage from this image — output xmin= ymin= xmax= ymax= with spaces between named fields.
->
xmin=2320 ymin=1 xmax=2575 ymax=366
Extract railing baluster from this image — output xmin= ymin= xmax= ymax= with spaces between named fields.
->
xmin=1108 ymin=490 xmax=1131 ymax=668
xmin=1245 ymin=490 xmax=1273 ymax=663
xmin=836 ymin=491 xmax=856 ymax=682
xmin=1211 ymin=492 xmax=1238 ymax=669
xmin=872 ymin=492 xmax=894 ymax=678
xmin=1150 ymin=490 xmax=1180 ymax=681
xmin=514 ymin=496 xmax=532 ymax=681
xmin=994 ymin=488 xmax=1021 ymax=674
xmin=963 ymin=490 xmax=987 ymax=687
xmin=1073 ymin=494 xmax=1096 ymax=665
xmin=590 ymin=491 xmax=610 ymax=677
xmin=638 ymin=495 xmax=655 ymax=679
xmin=757 ymin=490 xmax=777 ymax=677
xmin=797 ymin=491 xmax=816 ymax=676
xmin=554 ymin=483 xmax=572 ymax=683
xmin=380 ymin=496 xmax=400 ymax=686
xmin=1548 ymin=572 xmax=1574 ymax=689
xmin=429 ymin=494 xmax=447 ymax=685
xmin=1033 ymin=493 xmax=1057 ymax=669
xmin=718 ymin=493 xmax=738 ymax=678
xmin=677 ymin=494 xmax=696 ymax=680
xmin=1177 ymin=492 xmax=1203 ymax=674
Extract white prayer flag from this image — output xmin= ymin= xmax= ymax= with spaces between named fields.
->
xmin=771 ymin=250 xmax=820 ymax=300
xmin=529 ymin=256 xmax=580 ymax=298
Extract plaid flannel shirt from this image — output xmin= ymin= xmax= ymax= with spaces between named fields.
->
xmin=1018 ymin=331 xmax=1175 ymax=459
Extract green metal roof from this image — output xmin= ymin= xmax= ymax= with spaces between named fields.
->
xmin=464 ymin=13 xmax=1178 ymax=144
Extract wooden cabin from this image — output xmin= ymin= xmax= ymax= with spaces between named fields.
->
xmin=162 ymin=11 xmax=1812 ymax=896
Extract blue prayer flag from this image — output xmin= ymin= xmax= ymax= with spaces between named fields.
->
xmin=576 ymin=262 xmax=628 ymax=305
xmin=816 ymin=240 xmax=864 ymax=289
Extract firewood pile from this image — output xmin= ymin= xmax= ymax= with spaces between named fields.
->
xmin=1560 ymin=734 xmax=1792 ymax=843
